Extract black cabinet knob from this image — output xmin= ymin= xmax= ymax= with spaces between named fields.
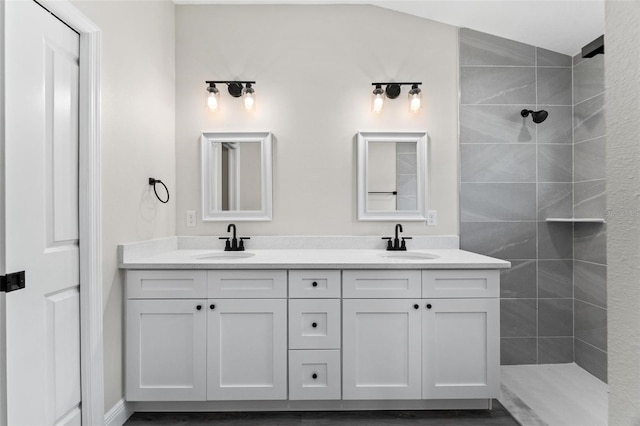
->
xmin=312 ymin=281 xmax=318 ymax=287
xmin=196 ymin=305 xmax=202 ymax=311
xmin=413 ymin=304 xmax=419 ymax=309
xmin=426 ymin=304 xmax=432 ymax=309
xmin=312 ymin=322 xmax=318 ymax=328
xmin=312 ymin=373 xmax=318 ymax=379
xmin=210 ymin=304 xmax=215 ymax=310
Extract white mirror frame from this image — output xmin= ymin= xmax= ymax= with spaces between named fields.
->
xmin=357 ymin=131 xmax=428 ymax=221
xmin=201 ymin=132 xmax=273 ymax=221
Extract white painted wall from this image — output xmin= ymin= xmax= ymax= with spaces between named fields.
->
xmin=69 ymin=0 xmax=176 ymax=412
xmin=606 ymin=1 xmax=640 ymax=423
xmin=175 ymin=5 xmax=459 ymax=237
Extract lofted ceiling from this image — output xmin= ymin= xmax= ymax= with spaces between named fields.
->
xmin=175 ymin=0 xmax=605 ymax=56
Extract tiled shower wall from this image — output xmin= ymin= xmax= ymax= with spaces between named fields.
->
xmin=572 ymin=52 xmax=607 ymax=382
xmin=459 ymin=29 xmax=576 ymax=366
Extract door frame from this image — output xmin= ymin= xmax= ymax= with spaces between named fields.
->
xmin=0 ymin=1 xmax=104 ymax=425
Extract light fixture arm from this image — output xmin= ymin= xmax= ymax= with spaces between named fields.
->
xmin=371 ymin=82 xmax=423 ymax=86
xmin=371 ymin=82 xmax=422 ymax=99
xmin=205 ymin=80 xmax=257 ymax=98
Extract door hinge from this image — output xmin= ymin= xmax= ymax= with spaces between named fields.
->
xmin=0 ymin=271 xmax=26 ymax=293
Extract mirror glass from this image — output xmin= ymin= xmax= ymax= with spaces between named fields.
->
xmin=201 ymin=132 xmax=272 ymax=221
xmin=357 ymin=132 xmax=427 ymax=221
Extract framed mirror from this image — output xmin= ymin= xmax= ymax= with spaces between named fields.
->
xmin=357 ymin=132 xmax=428 ymax=221
xmin=201 ymin=132 xmax=273 ymax=221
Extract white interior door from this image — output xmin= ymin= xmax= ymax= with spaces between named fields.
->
xmin=5 ymin=1 xmax=82 ymax=424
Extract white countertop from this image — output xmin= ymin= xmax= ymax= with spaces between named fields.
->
xmin=119 ymin=245 xmax=510 ymax=270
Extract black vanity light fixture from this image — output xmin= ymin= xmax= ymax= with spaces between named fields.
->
xmin=206 ymin=80 xmax=256 ymax=112
xmin=371 ymin=82 xmax=422 ymax=113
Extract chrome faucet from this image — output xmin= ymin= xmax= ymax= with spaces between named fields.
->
xmin=382 ymin=223 xmax=412 ymax=251
xmin=219 ymin=223 xmax=250 ymax=251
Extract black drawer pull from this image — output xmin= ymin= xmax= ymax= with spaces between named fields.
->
xmin=196 ymin=305 xmax=202 ymax=311
xmin=426 ymin=304 xmax=432 ymax=309
xmin=312 ymin=322 xmax=318 ymax=328
xmin=210 ymin=304 xmax=215 ymax=310
xmin=312 ymin=281 xmax=318 ymax=287
xmin=312 ymin=373 xmax=318 ymax=379
xmin=413 ymin=304 xmax=419 ymax=310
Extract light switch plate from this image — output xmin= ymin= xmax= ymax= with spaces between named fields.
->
xmin=186 ymin=210 xmax=196 ymax=227
xmin=427 ymin=210 xmax=437 ymax=226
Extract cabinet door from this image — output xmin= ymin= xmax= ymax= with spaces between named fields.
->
xmin=342 ymin=299 xmax=422 ymax=400
xmin=126 ymin=299 xmax=207 ymax=401
xmin=207 ymin=299 xmax=287 ymax=400
xmin=422 ymin=298 xmax=499 ymax=399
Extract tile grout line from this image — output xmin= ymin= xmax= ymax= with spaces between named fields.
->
xmin=535 ymin=47 xmax=540 ymax=365
xmin=571 ymin=53 xmax=576 ymax=364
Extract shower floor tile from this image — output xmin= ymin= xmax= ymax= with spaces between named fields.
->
xmin=500 ymin=363 xmax=608 ymax=426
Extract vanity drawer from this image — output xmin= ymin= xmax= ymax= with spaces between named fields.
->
xmin=289 ymin=299 xmax=341 ymax=349
xmin=342 ymin=270 xmax=421 ymax=298
xmin=289 ymin=270 xmax=341 ymax=298
xmin=126 ymin=270 xmax=207 ymax=299
xmin=422 ymin=270 xmax=499 ymax=298
xmin=208 ymin=270 xmax=287 ymax=298
xmin=288 ymin=350 xmax=341 ymax=400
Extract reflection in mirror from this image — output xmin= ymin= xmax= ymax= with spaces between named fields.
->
xmin=201 ymin=132 xmax=272 ymax=221
xmin=367 ymin=142 xmax=417 ymax=212
xmin=357 ymin=132 xmax=427 ymax=221
xmin=218 ymin=142 xmax=262 ymax=211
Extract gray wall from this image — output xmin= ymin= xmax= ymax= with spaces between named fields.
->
xmin=572 ymin=52 xmax=607 ymax=382
xmin=459 ymin=28 xmax=575 ymax=366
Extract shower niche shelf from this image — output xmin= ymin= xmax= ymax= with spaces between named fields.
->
xmin=545 ymin=218 xmax=606 ymax=224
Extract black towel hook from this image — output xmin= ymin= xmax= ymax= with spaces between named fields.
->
xmin=148 ymin=177 xmax=170 ymax=203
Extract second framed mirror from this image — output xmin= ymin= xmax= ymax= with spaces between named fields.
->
xmin=357 ymin=132 xmax=428 ymax=221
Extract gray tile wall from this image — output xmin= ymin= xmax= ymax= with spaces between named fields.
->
xmin=459 ymin=29 xmax=608 ymax=383
xmin=459 ymin=28 xmax=574 ymax=366
xmin=572 ymin=53 xmax=607 ymax=383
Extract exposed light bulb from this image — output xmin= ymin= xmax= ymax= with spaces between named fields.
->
xmin=206 ymin=84 xmax=220 ymax=111
xmin=408 ymin=84 xmax=422 ymax=113
xmin=242 ymin=83 xmax=255 ymax=111
xmin=372 ymin=84 xmax=384 ymax=113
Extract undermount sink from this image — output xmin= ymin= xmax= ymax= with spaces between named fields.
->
xmin=193 ymin=252 xmax=256 ymax=260
xmin=378 ymin=252 xmax=439 ymax=260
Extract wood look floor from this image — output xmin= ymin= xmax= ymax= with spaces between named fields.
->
xmin=125 ymin=401 xmax=519 ymax=425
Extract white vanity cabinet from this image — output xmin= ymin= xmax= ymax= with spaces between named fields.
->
xmin=288 ymin=270 xmax=342 ymax=400
xmin=125 ymin=270 xmax=287 ymax=402
xmin=207 ymin=298 xmax=287 ymax=400
xmin=125 ymin=265 xmax=501 ymax=407
xmin=422 ymin=298 xmax=499 ymax=399
xmin=342 ymin=270 xmax=500 ymax=401
xmin=126 ymin=271 xmax=208 ymax=401
xmin=342 ymin=299 xmax=422 ymax=399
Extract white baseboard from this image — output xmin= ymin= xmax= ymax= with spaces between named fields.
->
xmin=104 ymin=398 xmax=133 ymax=426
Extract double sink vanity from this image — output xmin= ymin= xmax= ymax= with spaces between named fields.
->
xmin=119 ymin=230 xmax=510 ymax=412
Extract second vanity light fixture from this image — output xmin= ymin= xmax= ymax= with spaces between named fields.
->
xmin=206 ymin=80 xmax=256 ymax=112
xmin=371 ymin=82 xmax=422 ymax=113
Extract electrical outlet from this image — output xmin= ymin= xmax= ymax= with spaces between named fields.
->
xmin=186 ymin=210 xmax=197 ymax=227
xmin=427 ymin=210 xmax=437 ymax=226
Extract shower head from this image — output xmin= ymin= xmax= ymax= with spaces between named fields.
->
xmin=521 ymin=109 xmax=548 ymax=124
